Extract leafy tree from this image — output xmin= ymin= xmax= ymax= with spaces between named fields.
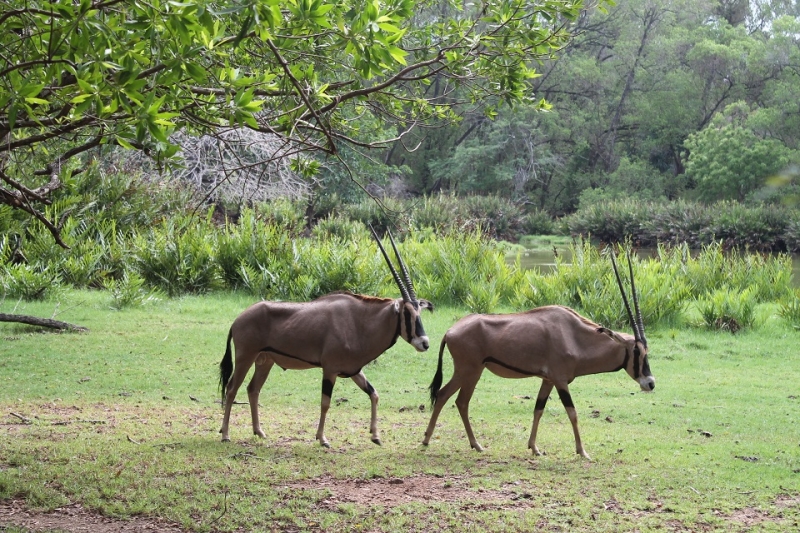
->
xmin=0 ymin=0 xmax=585 ymax=245
xmin=684 ymin=103 xmax=798 ymax=202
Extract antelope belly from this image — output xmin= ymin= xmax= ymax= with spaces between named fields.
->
xmin=271 ymin=353 xmax=319 ymax=370
xmin=484 ymin=359 xmax=540 ymax=379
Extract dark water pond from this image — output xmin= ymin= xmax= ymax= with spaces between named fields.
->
xmin=513 ymin=247 xmax=800 ymax=286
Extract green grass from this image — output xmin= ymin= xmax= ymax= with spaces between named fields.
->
xmin=1 ymin=290 xmax=799 ymax=532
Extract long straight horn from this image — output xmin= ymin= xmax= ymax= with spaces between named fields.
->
xmin=369 ymin=225 xmax=411 ymax=303
xmin=627 ymin=250 xmax=647 ymax=347
xmin=386 ymin=228 xmax=418 ymax=303
xmin=609 ymin=249 xmax=640 ymax=342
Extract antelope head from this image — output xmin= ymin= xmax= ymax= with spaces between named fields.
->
xmin=610 ymin=249 xmax=656 ymax=392
xmin=370 ymin=226 xmax=433 ymax=352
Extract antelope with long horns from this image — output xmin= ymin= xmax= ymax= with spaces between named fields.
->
xmin=422 ymin=250 xmax=654 ymax=459
xmin=219 ymin=227 xmax=433 ymax=446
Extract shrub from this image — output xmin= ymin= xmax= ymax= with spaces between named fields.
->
xmin=132 ymin=215 xmax=222 ymax=296
xmin=778 ymin=288 xmax=800 ymax=330
xmin=0 ymin=263 xmax=61 ymax=301
xmin=103 ymin=272 xmax=162 ymax=309
xmin=695 ymin=287 xmax=758 ymax=332
xmin=520 ymin=207 xmax=555 ymax=236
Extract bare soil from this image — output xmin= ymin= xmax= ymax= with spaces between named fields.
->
xmin=1 ymin=482 xmax=796 ymax=532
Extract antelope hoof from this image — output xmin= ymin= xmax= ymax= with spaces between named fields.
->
xmin=320 ymin=440 xmax=331 ymax=449
xmin=529 ymin=444 xmax=545 ymax=456
xmin=371 ymin=437 xmax=382 ymax=446
xmin=221 ymin=436 xmax=230 ymax=442
xmin=471 ymin=443 xmax=484 ymax=452
xmin=254 ymin=429 xmax=266 ymax=438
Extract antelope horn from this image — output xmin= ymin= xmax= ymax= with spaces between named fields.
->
xmin=386 ymin=228 xmax=419 ymax=303
xmin=369 ymin=225 xmax=411 ymax=303
xmin=609 ymin=248 xmax=640 ymax=343
xmin=627 ymin=250 xmax=647 ymax=348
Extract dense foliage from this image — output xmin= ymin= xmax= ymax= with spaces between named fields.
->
xmin=0 ymin=0 xmax=585 ymax=244
xmin=391 ymin=0 xmax=800 ymax=212
xmin=1 ymin=172 xmax=795 ymax=333
xmin=563 ymin=198 xmax=800 ymax=252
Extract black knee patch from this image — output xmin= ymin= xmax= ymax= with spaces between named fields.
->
xmin=362 ymin=380 xmax=376 ymax=396
xmin=557 ymin=389 xmax=574 ymax=409
xmin=322 ymin=379 xmax=334 ymax=398
xmin=534 ymin=397 xmax=548 ymax=411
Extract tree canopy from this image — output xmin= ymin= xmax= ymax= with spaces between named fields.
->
xmin=0 ymin=0 xmax=587 ymax=245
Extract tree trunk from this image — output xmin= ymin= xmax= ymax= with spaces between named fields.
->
xmin=0 ymin=313 xmax=88 ymax=332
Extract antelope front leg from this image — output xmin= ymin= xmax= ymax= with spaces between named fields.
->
xmin=528 ymin=380 xmax=554 ymax=455
xmin=351 ymin=371 xmax=381 ymax=445
xmin=316 ymin=375 xmax=337 ymax=448
xmin=557 ymin=387 xmax=591 ymax=460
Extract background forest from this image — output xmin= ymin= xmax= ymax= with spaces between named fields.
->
xmin=383 ymin=0 xmax=800 ymax=213
xmin=125 ymin=0 xmax=800 ymax=237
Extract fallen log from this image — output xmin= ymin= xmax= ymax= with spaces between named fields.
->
xmin=0 ymin=313 xmax=88 ymax=332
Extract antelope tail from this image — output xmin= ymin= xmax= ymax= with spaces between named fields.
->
xmin=429 ymin=335 xmax=447 ymax=406
xmin=219 ymin=329 xmax=233 ymax=404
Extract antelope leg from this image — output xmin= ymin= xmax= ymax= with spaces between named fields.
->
xmin=220 ymin=355 xmax=255 ymax=442
xmin=557 ymin=387 xmax=590 ymax=459
xmin=528 ymin=380 xmax=554 ymax=455
xmin=422 ymin=376 xmax=462 ymax=446
xmin=316 ymin=374 xmax=337 ymax=448
xmin=454 ymin=371 xmax=484 ymax=452
xmin=246 ymin=358 xmax=273 ymax=438
xmin=351 ymin=371 xmax=381 ymax=445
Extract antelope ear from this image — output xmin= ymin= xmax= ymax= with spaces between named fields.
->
xmin=418 ymin=299 xmax=434 ymax=313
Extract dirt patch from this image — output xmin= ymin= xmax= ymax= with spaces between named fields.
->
xmin=0 ymin=499 xmax=186 ymax=533
xmin=283 ymin=474 xmax=534 ymax=509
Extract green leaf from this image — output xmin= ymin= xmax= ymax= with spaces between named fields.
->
xmin=70 ymin=94 xmax=93 ymax=104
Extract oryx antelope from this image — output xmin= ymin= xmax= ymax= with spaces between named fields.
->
xmin=219 ymin=227 xmax=433 ymax=446
xmin=422 ymin=251 xmax=654 ymax=459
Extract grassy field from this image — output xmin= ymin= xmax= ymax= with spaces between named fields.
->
xmin=1 ymin=290 xmax=799 ymax=532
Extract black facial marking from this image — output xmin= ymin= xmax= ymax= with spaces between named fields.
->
xmin=557 ymin=388 xmax=575 ymax=409
xmin=641 ymin=356 xmax=652 ymax=377
xmin=534 ymin=397 xmax=548 ymax=411
xmin=404 ymin=308 xmax=413 ymax=340
xmin=415 ymin=316 xmax=426 ymax=338
xmin=322 ymin=379 xmax=334 ymax=398
xmin=633 ymin=345 xmax=641 ymax=378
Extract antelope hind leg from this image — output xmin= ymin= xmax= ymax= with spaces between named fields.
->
xmin=316 ymin=375 xmax=337 ymax=448
xmin=220 ymin=356 xmax=255 ymax=442
xmin=422 ymin=376 xmax=462 ymax=446
xmin=453 ymin=371 xmax=484 ymax=452
xmin=528 ymin=380 xmax=554 ymax=455
xmin=351 ymin=371 xmax=381 ymax=445
xmin=246 ymin=357 xmax=273 ymax=438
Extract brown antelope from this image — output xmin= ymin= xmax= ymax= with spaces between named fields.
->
xmin=219 ymin=227 xmax=433 ymax=446
xmin=422 ymin=251 xmax=654 ymax=459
